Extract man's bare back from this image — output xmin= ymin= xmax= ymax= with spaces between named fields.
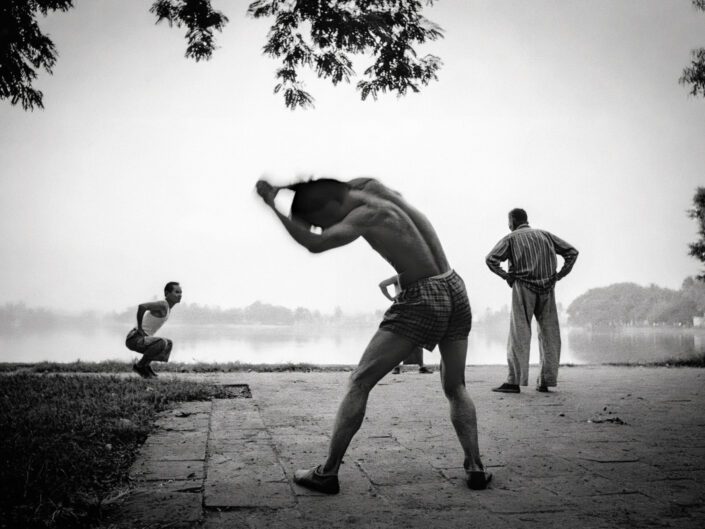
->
xmin=344 ymin=178 xmax=449 ymax=285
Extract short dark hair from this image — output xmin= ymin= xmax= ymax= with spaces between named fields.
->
xmin=164 ymin=281 xmax=180 ymax=295
xmin=508 ymin=208 xmax=528 ymax=225
xmin=289 ymin=178 xmax=349 ymax=223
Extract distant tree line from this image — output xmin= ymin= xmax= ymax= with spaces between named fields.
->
xmin=478 ymin=302 xmax=566 ymax=333
xmin=567 ymin=277 xmax=705 ymax=327
xmin=6 ymin=277 xmax=705 ymax=331
xmin=0 ymin=303 xmax=64 ymax=329
xmin=0 ymin=301 xmax=381 ymax=330
xmin=479 ymin=305 xmax=511 ymax=330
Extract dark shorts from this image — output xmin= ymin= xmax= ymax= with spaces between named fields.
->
xmin=379 ymin=270 xmax=472 ymax=351
xmin=125 ymin=328 xmax=172 ymax=362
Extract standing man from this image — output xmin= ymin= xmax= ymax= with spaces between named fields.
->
xmin=125 ymin=281 xmax=182 ymax=378
xmin=256 ymin=177 xmax=491 ymax=493
xmin=486 ymin=209 xmax=578 ymax=393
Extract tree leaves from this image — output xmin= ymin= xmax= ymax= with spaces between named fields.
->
xmin=688 ymin=187 xmax=705 ymax=280
xmin=249 ymin=0 xmax=444 ymax=108
xmin=681 ymin=0 xmax=705 ymax=98
xmin=680 ymin=48 xmax=705 ymax=98
xmin=566 ymin=282 xmax=700 ymax=326
xmin=0 ymin=0 xmax=73 ymax=110
xmin=1 ymin=0 xmax=441 ymax=110
xmin=150 ymin=0 xmax=228 ymax=61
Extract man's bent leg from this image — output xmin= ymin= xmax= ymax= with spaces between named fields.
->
xmin=137 ymin=337 xmax=172 ymax=367
xmin=507 ymin=284 xmax=535 ymax=386
xmin=535 ymin=290 xmax=561 ymax=387
xmin=320 ymin=329 xmax=417 ymax=476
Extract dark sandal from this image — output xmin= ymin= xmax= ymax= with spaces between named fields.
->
xmin=293 ymin=466 xmax=340 ymax=494
xmin=467 ymin=471 xmax=493 ymax=490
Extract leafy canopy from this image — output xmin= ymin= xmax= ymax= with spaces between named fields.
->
xmin=248 ymin=0 xmax=443 ymax=109
xmin=680 ymin=0 xmax=705 ymax=97
xmin=0 ymin=0 xmax=74 ymax=110
xmin=1 ymin=0 xmax=443 ymax=111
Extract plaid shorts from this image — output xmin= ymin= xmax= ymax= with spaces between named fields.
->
xmin=125 ymin=328 xmax=172 ymax=362
xmin=379 ymin=270 xmax=472 ymax=351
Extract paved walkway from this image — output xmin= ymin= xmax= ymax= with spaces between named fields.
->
xmin=112 ymin=366 xmax=705 ymax=528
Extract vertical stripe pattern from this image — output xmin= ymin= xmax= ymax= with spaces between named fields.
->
xmin=485 ymin=225 xmax=578 ymax=293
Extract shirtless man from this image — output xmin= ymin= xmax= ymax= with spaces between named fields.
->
xmin=256 ymin=177 xmax=491 ymax=493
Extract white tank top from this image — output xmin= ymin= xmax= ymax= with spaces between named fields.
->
xmin=142 ymin=304 xmax=170 ymax=336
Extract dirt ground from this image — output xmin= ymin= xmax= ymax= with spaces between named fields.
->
xmin=110 ymin=365 xmax=705 ymax=528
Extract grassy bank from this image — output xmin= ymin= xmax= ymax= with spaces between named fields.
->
xmin=0 ymin=360 xmax=357 ymax=374
xmin=0 ymin=374 xmax=234 ymax=529
xmin=1 ymin=356 xmax=703 ymax=375
xmin=605 ymin=355 xmax=705 ymax=367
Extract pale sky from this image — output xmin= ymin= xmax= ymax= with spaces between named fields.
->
xmin=1 ymin=0 xmax=704 ymax=317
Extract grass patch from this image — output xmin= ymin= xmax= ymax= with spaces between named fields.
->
xmin=0 ymin=373 xmax=233 ymax=528
xmin=0 ymin=360 xmax=356 ymax=374
xmin=605 ymin=355 xmax=705 ymax=368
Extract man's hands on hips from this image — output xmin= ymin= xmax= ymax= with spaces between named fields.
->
xmin=256 ymin=179 xmax=279 ymax=207
xmin=506 ymin=276 xmax=515 ymax=288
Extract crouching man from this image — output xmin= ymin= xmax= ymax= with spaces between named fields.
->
xmin=125 ymin=281 xmax=182 ymax=378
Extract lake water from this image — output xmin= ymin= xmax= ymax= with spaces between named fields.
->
xmin=0 ymin=323 xmax=703 ymax=365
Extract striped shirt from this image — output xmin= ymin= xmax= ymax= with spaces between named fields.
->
xmin=485 ymin=224 xmax=579 ymax=293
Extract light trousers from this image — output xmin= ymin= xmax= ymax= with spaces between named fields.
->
xmin=506 ymin=283 xmax=561 ymax=387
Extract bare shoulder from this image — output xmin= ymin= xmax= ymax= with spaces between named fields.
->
xmin=345 ymin=203 xmax=380 ymax=224
xmin=347 ymin=177 xmax=378 ymax=190
xmin=348 ymin=177 xmax=400 ymax=196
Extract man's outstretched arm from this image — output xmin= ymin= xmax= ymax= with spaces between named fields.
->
xmin=256 ymin=179 xmax=364 ymax=253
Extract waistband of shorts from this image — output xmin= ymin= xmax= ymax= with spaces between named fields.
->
xmin=402 ymin=269 xmax=456 ymax=289
xmin=429 ymin=269 xmax=454 ymax=280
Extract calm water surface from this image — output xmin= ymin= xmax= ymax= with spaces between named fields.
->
xmin=1 ymin=324 xmax=703 ymax=365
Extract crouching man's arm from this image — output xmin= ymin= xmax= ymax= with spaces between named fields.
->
xmin=135 ymin=300 xmax=167 ymax=335
xmin=256 ymin=179 xmax=365 ymax=253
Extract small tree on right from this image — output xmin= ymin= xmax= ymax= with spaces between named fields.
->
xmin=681 ymin=0 xmax=705 ymax=97
xmin=688 ymin=187 xmax=705 ymax=281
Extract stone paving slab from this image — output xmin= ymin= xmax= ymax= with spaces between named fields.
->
xmin=111 ymin=485 xmax=203 ymax=529
xmin=113 ymin=366 xmax=705 ymax=528
xmin=135 ymin=431 xmax=207 ymax=462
